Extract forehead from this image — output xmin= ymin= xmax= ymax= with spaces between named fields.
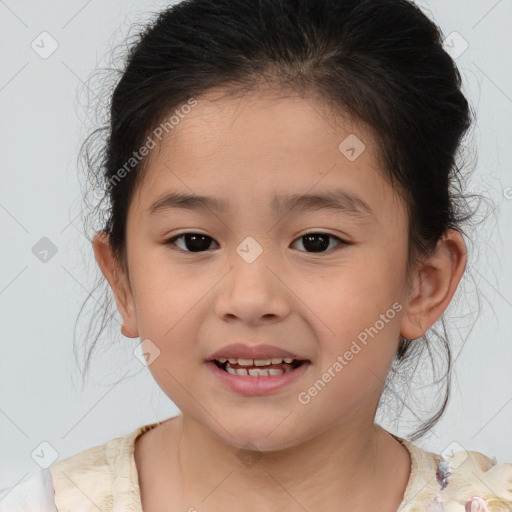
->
xmin=153 ymin=88 xmax=375 ymax=164
xmin=130 ymin=88 xmax=402 ymax=220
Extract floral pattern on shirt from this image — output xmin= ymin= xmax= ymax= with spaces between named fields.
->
xmin=426 ymin=449 xmax=512 ymax=512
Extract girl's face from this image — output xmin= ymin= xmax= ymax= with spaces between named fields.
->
xmin=109 ymin=89 xmax=414 ymax=450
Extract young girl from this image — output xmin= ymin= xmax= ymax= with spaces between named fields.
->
xmin=2 ymin=0 xmax=511 ymax=511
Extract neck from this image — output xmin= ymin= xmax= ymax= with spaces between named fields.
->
xmin=157 ymin=414 xmax=407 ymax=512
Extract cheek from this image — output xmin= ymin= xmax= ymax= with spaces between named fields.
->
xmin=132 ymin=272 xmax=209 ymax=407
xmin=133 ymin=279 xmax=203 ymax=345
xmin=128 ymin=242 xmax=206 ymax=331
xmin=292 ymin=254 xmax=406 ymax=376
xmin=296 ymin=254 xmax=404 ymax=327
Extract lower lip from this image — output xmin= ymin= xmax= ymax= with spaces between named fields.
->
xmin=205 ymin=361 xmax=310 ymax=396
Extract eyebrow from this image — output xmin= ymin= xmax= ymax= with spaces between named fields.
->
xmin=148 ymin=188 xmax=374 ymax=218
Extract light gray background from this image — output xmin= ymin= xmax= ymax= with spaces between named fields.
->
xmin=1 ymin=0 xmax=511 ymax=487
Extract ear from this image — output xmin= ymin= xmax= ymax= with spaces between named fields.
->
xmin=400 ymin=229 xmax=467 ymax=340
xmin=92 ymin=231 xmax=139 ymax=338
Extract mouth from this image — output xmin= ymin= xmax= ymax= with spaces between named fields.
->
xmin=211 ymin=357 xmax=308 ymax=376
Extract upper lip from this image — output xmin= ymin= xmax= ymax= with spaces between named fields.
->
xmin=207 ymin=343 xmax=309 ymax=361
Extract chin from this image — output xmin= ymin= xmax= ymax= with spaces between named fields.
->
xmin=214 ymin=419 xmax=301 ymax=453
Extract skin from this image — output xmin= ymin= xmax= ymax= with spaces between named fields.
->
xmin=93 ymin=87 xmax=467 ymax=512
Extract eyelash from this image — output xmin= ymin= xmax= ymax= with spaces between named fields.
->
xmin=163 ymin=231 xmax=349 ymax=255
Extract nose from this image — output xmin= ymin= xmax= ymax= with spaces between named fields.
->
xmin=214 ymin=246 xmax=291 ymax=326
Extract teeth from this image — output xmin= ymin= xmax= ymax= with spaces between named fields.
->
xmin=254 ymin=359 xmax=271 ymax=366
xmin=224 ymin=362 xmax=295 ymax=376
xmin=219 ymin=357 xmax=297 ymax=366
xmin=228 ymin=367 xmax=290 ymax=376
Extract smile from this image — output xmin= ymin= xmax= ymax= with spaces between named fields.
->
xmin=213 ymin=357 xmax=305 ymax=376
xmin=206 ymin=358 xmax=310 ymax=395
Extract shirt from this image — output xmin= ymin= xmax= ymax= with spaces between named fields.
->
xmin=7 ymin=420 xmax=511 ymax=512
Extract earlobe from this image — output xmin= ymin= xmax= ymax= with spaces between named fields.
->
xmin=92 ymin=231 xmax=139 ymax=338
xmin=400 ymin=230 xmax=467 ymax=340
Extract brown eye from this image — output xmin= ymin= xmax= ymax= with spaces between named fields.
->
xmin=165 ymin=233 xmax=219 ymax=252
xmin=292 ymin=232 xmax=346 ymax=253
xmin=164 ymin=231 xmax=348 ymax=254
